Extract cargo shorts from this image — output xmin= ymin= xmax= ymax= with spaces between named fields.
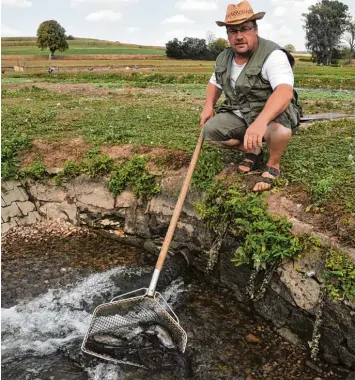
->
xmin=202 ymin=111 xmax=295 ymax=143
xmin=202 ymin=112 xmax=248 ymax=143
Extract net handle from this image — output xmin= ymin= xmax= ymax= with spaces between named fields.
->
xmin=147 ymin=131 xmax=204 ymax=296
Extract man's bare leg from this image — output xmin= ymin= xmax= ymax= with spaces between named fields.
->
xmin=253 ymin=122 xmax=292 ymax=192
xmin=208 ymin=139 xmax=261 ymax=173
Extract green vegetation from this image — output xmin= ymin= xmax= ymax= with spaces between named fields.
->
xmin=108 ymin=155 xmax=160 ymax=199
xmin=282 ymin=118 xmax=355 ymax=213
xmin=21 ymin=159 xmax=47 ymax=180
xmin=54 ymin=153 xmax=159 ymax=200
xmin=1 ymin=134 xmax=31 ymax=179
xmin=1 ymin=65 xmax=354 ymax=247
xmin=1 ymin=37 xmax=165 ymax=56
xmin=196 ymin=182 xmax=302 ymax=271
xmin=1 ymin=47 xmax=166 ymax=56
xmin=3 ymin=66 xmax=355 ymax=90
xmin=325 ymin=249 xmax=355 ymax=301
xmin=80 ymin=152 xmax=114 ymax=178
xmin=192 ymin=150 xmax=224 ymax=191
xmin=55 ymin=152 xmax=113 ymax=181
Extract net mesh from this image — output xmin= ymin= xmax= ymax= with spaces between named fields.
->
xmin=82 ymin=293 xmax=187 ymax=367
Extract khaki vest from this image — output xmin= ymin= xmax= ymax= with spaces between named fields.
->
xmin=214 ymin=37 xmax=300 ymax=129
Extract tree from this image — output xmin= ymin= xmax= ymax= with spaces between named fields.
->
xmin=166 ymin=37 xmax=212 ymax=60
xmin=166 ymin=38 xmax=185 ymax=59
xmin=209 ymin=38 xmax=229 ymax=57
xmin=206 ymin=31 xmax=216 ymax=45
xmin=36 ymin=20 xmax=69 ymax=58
xmin=342 ymin=18 xmax=355 ymax=63
xmin=284 ymin=44 xmax=296 ymax=53
xmin=303 ymin=0 xmax=349 ymax=65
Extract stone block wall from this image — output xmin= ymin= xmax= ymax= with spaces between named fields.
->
xmin=1 ymin=180 xmax=41 ymax=234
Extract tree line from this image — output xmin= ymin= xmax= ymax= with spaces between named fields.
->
xmin=165 ymin=37 xmax=228 ymax=60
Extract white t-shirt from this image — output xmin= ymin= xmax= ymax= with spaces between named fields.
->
xmin=209 ymin=49 xmax=294 ymax=118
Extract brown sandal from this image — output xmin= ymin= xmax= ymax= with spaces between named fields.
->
xmin=253 ymin=167 xmax=282 ymax=192
xmin=237 ymin=151 xmax=263 ymax=174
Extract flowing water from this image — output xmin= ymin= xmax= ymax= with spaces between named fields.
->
xmin=1 ymin=232 xmax=348 ymax=380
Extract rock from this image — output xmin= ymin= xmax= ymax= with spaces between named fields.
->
xmin=306 ymin=361 xmax=322 ymax=373
xmin=2 ymin=202 xmax=22 ymax=222
xmin=39 ymin=202 xmax=77 ymax=224
xmin=246 ymin=333 xmax=261 ymax=343
xmin=17 ymin=200 xmax=36 ymax=216
xmin=73 ymin=176 xmax=114 ymax=209
xmin=1 ymin=219 xmax=18 ymax=234
xmin=28 ymin=182 xmax=67 ymax=202
xmin=15 ymin=211 xmax=41 ymax=226
xmin=254 ymin=289 xmax=291 ymax=328
xmin=290 ymin=217 xmax=314 ymax=235
xmin=115 ymin=190 xmax=136 ymax=208
xmin=1 ymin=180 xmax=21 ymax=191
xmin=278 ymin=261 xmax=320 ymax=311
xmin=2 ymin=186 xmax=29 ymax=206
xmin=277 ymin=327 xmax=303 ymax=346
xmin=287 ymin=308 xmax=314 ymax=342
xmin=338 ymin=345 xmax=355 ymax=368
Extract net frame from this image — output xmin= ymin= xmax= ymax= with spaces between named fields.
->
xmin=81 ymin=288 xmax=187 ymax=368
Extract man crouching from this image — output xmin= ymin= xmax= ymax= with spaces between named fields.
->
xmin=200 ymin=0 xmax=300 ymax=192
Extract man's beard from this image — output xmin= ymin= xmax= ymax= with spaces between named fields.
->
xmin=233 ymin=48 xmax=253 ymax=57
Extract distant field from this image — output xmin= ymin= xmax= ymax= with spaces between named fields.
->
xmin=1 ymin=37 xmax=165 ymax=56
xmin=1 ymin=47 xmax=166 ymax=56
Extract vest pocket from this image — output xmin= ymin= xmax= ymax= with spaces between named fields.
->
xmin=214 ymin=65 xmax=226 ymax=85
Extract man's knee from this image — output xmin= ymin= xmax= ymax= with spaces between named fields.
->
xmin=268 ymin=122 xmax=292 ymax=134
xmin=266 ymin=122 xmax=292 ymax=140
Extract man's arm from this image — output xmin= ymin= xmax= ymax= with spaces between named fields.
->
xmin=200 ymin=82 xmax=222 ymax=127
xmin=244 ymin=84 xmax=293 ymax=149
xmin=244 ymin=49 xmax=294 ymax=150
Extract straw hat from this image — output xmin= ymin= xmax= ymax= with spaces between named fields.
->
xmin=216 ymin=1 xmax=265 ymax=27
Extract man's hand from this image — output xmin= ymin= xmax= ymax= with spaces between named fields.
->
xmin=200 ymin=106 xmax=214 ymax=128
xmin=244 ymin=119 xmax=267 ymax=150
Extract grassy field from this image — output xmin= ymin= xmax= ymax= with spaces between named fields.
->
xmin=1 ymin=37 xmax=165 ymax=56
xmin=2 ymin=38 xmax=355 ymax=245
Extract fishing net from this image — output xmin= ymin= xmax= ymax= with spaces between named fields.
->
xmin=81 ymin=289 xmax=187 ymax=368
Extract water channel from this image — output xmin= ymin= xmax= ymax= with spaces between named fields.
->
xmin=1 ymin=229 xmax=349 ymax=380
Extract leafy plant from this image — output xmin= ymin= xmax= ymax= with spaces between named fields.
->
xmin=55 ymin=159 xmax=81 ymax=184
xmin=311 ymin=178 xmax=334 ymax=205
xmin=324 ymin=249 xmax=355 ymax=301
xmin=196 ymin=182 xmax=303 ymax=271
xmin=108 ymin=155 xmax=160 ymax=199
xmin=81 ymin=154 xmax=114 ymax=178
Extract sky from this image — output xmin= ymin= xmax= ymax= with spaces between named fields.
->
xmin=1 ymin=0 xmax=355 ymax=51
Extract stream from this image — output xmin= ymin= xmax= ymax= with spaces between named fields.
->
xmin=1 ymin=230 xmax=349 ymax=380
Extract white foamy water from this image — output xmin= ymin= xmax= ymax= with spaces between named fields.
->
xmin=1 ymin=266 xmax=186 ymax=363
xmin=86 ymin=363 xmax=125 ymax=380
xmin=1 ymin=267 xmax=148 ymax=358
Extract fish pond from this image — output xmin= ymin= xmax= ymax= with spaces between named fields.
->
xmin=1 ymin=228 xmax=349 ymax=380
